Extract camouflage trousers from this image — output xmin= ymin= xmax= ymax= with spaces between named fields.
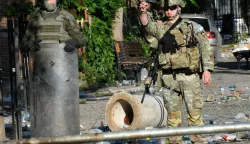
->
xmin=161 ymin=73 xmax=205 ymax=143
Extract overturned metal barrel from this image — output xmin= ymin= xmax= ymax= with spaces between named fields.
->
xmin=29 ymin=43 xmax=79 ymax=137
xmin=105 ymin=92 xmax=167 ymax=131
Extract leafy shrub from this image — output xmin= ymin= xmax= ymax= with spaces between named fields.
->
xmin=80 ymin=0 xmax=123 ymax=87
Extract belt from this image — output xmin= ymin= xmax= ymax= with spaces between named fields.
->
xmin=162 ymin=68 xmax=194 ymax=75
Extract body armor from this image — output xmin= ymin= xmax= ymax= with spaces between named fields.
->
xmin=36 ymin=11 xmax=72 ymax=43
xmin=158 ymin=20 xmax=200 ymax=71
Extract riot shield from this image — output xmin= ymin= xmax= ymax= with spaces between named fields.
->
xmin=29 ymin=43 xmax=79 ymax=137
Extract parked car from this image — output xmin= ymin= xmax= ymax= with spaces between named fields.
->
xmin=181 ymin=14 xmax=223 ymax=64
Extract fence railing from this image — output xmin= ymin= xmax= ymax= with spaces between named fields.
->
xmin=3 ymin=123 xmax=250 ymax=144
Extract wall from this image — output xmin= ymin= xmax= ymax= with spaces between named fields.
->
xmin=0 ymin=0 xmax=11 ymax=96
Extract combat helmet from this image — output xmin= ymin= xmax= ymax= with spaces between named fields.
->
xmin=37 ymin=0 xmax=60 ymax=5
xmin=161 ymin=0 xmax=186 ymax=8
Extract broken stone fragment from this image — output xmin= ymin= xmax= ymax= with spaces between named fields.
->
xmin=206 ymin=95 xmax=216 ymax=102
xmin=79 ymin=99 xmax=87 ymax=104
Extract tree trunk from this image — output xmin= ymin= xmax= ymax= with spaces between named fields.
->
xmin=112 ymin=7 xmax=124 ymax=41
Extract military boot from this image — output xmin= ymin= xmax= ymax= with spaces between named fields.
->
xmin=166 ymin=136 xmax=183 ymax=144
xmin=190 ymin=135 xmax=207 ymax=144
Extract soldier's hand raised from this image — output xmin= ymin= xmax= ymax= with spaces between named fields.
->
xmin=139 ymin=1 xmax=150 ymax=13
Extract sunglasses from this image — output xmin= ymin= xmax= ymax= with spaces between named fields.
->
xmin=164 ymin=5 xmax=178 ymax=11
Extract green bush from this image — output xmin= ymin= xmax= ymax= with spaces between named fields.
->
xmin=80 ymin=0 xmax=123 ymax=87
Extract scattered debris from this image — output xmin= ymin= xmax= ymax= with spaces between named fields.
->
xmin=234 ymin=113 xmax=249 ymax=120
xmin=237 ymin=131 xmax=250 ymax=139
xmin=206 ymin=133 xmax=237 ymax=143
xmin=122 ymin=80 xmax=132 ymax=86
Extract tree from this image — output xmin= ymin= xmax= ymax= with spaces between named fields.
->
xmin=76 ymin=0 xmax=124 ymax=87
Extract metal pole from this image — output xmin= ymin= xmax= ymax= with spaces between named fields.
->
xmin=230 ymin=0 xmax=235 ymax=43
xmin=0 ymin=68 xmax=6 ymax=140
xmin=8 ymin=18 xmax=22 ymax=140
xmin=3 ymin=123 xmax=250 ymax=144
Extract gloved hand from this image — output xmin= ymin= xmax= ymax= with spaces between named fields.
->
xmin=64 ymin=39 xmax=78 ymax=52
xmin=27 ymin=40 xmax=42 ymax=51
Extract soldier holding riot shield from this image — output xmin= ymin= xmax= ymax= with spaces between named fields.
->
xmin=21 ymin=0 xmax=87 ymax=137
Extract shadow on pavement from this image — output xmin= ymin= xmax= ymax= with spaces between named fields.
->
xmin=216 ymin=61 xmax=250 ymax=70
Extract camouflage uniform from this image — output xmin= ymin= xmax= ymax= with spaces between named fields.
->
xmin=143 ymin=12 xmax=160 ymax=49
xmin=142 ymin=0 xmax=214 ymax=143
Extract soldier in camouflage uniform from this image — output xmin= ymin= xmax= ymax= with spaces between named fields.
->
xmin=21 ymin=0 xmax=87 ymax=137
xmin=139 ymin=0 xmax=214 ymax=143
xmin=22 ymin=0 xmax=86 ymax=51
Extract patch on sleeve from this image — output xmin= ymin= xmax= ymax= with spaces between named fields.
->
xmin=195 ymin=24 xmax=204 ymax=33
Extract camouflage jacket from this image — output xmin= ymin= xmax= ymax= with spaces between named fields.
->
xmin=143 ymin=14 xmax=214 ymax=71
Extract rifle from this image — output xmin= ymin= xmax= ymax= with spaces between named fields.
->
xmin=141 ymin=44 xmax=161 ymax=103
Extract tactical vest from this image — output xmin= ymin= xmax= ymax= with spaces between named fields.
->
xmin=36 ymin=12 xmax=72 ymax=43
xmin=158 ymin=21 xmax=200 ymax=72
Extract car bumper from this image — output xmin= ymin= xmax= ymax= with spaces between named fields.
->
xmin=210 ymin=43 xmax=221 ymax=64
